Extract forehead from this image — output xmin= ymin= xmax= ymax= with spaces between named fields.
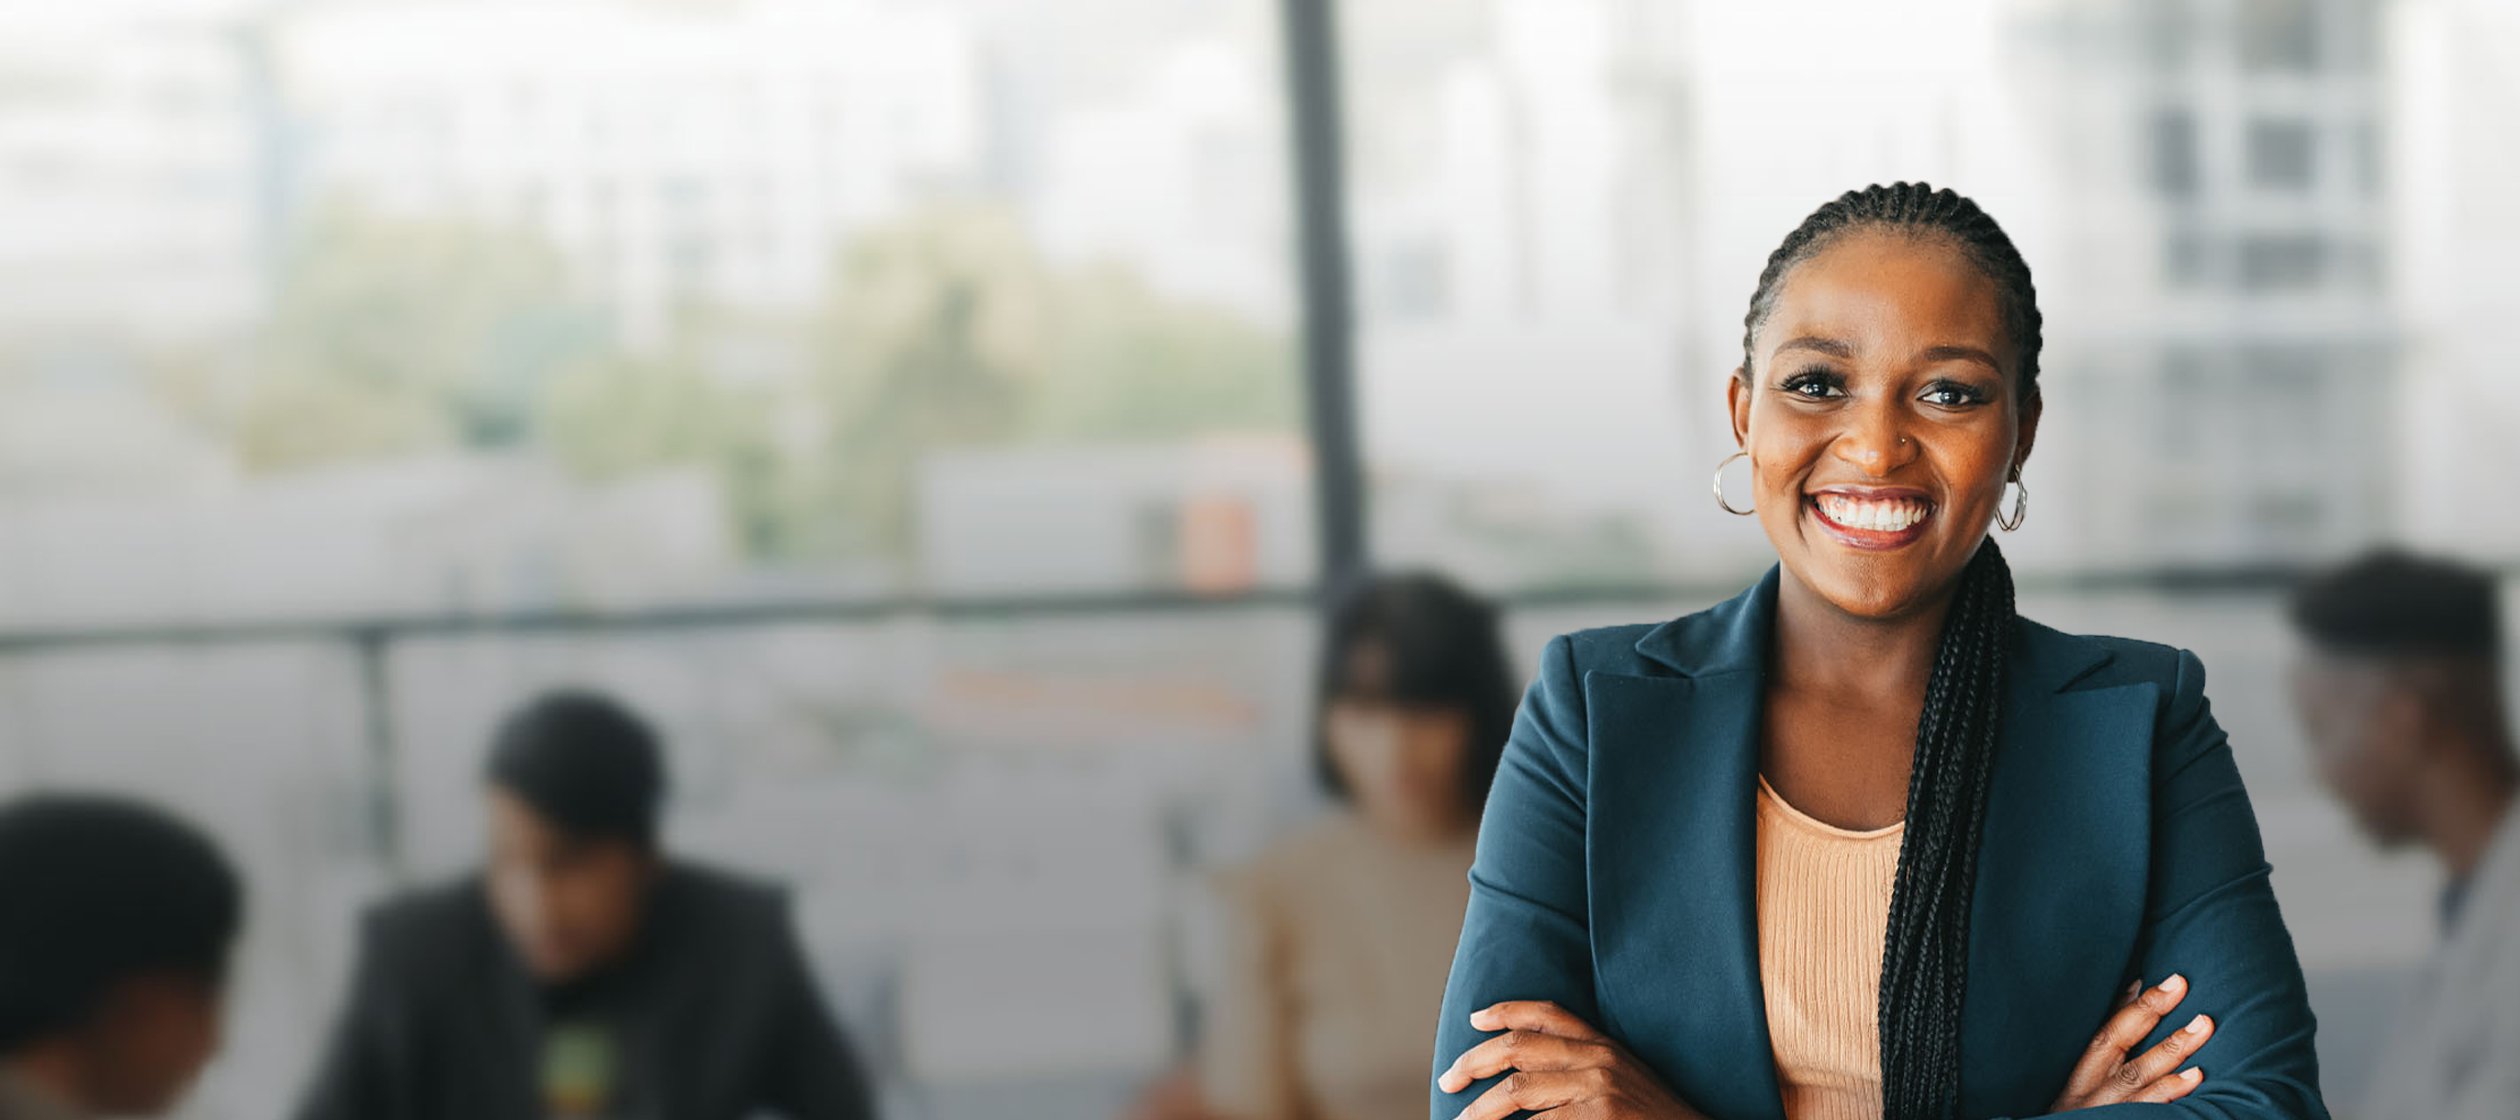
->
xmin=484 ymin=788 xmax=583 ymax=849
xmin=2289 ymin=650 xmax=2398 ymax=698
xmin=1336 ymin=636 xmax=1392 ymax=691
xmin=1761 ymin=228 xmax=2008 ymax=363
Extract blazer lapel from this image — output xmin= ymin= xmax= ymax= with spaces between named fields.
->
xmin=1959 ymin=622 xmax=2155 ymax=1116
xmin=1587 ymin=569 xmax=1789 ymax=1120
xmin=1581 ymin=569 xmax=2162 ymax=1120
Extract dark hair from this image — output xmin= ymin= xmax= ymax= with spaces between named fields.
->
xmin=0 ymin=793 xmax=243 ymax=1053
xmin=1875 ymin=539 xmax=2015 ymax=1120
xmin=1745 ymin=183 xmax=2038 ymax=1119
xmin=1742 ymin=181 xmax=2046 ymax=402
xmin=485 ymin=690 xmax=669 ymax=849
xmin=1313 ymin=571 xmax=1517 ymax=815
xmin=2288 ymin=548 xmax=2501 ymax=661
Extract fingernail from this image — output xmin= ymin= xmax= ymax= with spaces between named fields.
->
xmin=2159 ymin=973 xmax=2187 ymax=995
xmin=2184 ymin=1014 xmax=2211 ymax=1035
xmin=2182 ymin=1067 xmax=2203 ymax=1082
xmin=1469 ymin=1009 xmax=1495 ymax=1029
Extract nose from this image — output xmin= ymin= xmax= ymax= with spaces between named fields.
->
xmin=1830 ymin=398 xmax=1917 ymax=477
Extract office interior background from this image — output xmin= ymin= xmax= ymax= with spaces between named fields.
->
xmin=2 ymin=0 xmax=2516 ymax=1116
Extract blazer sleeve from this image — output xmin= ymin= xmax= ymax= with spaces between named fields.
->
xmin=2016 ymin=648 xmax=2328 ymax=1120
xmin=1429 ymin=635 xmax=1597 ymax=1120
xmin=758 ymin=898 xmax=879 ymax=1120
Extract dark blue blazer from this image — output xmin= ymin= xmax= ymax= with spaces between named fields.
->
xmin=1431 ymin=567 xmax=2326 ymax=1120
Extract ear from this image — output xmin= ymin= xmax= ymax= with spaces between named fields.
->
xmin=1726 ymin=367 xmax=1753 ymax=450
xmin=97 ymin=972 xmax=210 ymax=1024
xmin=78 ymin=973 xmax=169 ymax=1049
xmin=2372 ymin=684 xmax=2432 ymax=763
xmin=2391 ymin=663 xmax=2483 ymax=763
xmin=2011 ymin=387 xmax=2044 ymax=475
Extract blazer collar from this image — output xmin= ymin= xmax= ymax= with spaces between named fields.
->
xmin=1629 ymin=565 xmax=1776 ymax=679
xmin=1590 ymin=558 xmax=2138 ymax=1119
xmin=1630 ymin=561 xmax=2119 ymax=694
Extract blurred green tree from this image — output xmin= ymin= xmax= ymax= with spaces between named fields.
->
xmin=168 ymin=201 xmax=1294 ymax=569
xmin=236 ymin=205 xmax=611 ymax=469
xmin=800 ymin=202 xmax=1297 ymax=558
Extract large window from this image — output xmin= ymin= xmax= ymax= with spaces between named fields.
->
xmin=1332 ymin=1 xmax=2472 ymax=1107
xmin=0 ymin=3 xmax=1307 ymax=1117
xmin=2 ymin=0 xmax=2515 ymax=1117
xmin=2 ymin=1 xmax=1305 ymax=620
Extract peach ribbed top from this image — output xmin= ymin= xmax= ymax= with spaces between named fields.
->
xmin=1754 ymin=775 xmax=1904 ymax=1120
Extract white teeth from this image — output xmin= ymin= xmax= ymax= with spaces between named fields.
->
xmin=1814 ymin=494 xmax=1930 ymax=532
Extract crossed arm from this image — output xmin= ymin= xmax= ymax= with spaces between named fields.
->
xmin=1428 ymin=640 xmax=2327 ymax=1120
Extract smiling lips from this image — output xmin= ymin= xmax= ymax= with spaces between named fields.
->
xmin=1806 ymin=490 xmax=1934 ymax=549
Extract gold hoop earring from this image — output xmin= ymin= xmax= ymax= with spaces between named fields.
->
xmin=1712 ymin=450 xmax=1754 ymax=516
xmin=1996 ymin=469 xmax=2028 ymax=532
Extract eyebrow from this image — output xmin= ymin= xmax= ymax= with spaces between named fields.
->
xmin=1774 ymin=335 xmax=1853 ymax=359
xmin=1775 ymin=335 xmax=2004 ymax=374
xmin=1919 ymin=344 xmax=2003 ymax=373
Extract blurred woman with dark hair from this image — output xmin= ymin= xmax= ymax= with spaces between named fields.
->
xmin=1188 ymin=571 xmax=1517 ymax=1120
xmin=1304 ymin=571 xmax=1518 ymax=841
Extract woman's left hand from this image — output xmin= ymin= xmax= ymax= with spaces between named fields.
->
xmin=1436 ymin=1001 xmax=1706 ymax=1120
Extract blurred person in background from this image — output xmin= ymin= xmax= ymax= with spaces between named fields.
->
xmin=295 ymin=690 xmax=874 ymax=1120
xmin=1136 ymin=571 xmax=1516 ymax=1120
xmin=0 ymin=794 xmax=243 ymax=1120
xmin=1431 ymin=183 xmax=2324 ymax=1120
xmin=2287 ymin=550 xmax=2517 ymax=1119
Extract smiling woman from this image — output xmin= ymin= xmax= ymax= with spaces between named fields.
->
xmin=1427 ymin=184 xmax=2328 ymax=1120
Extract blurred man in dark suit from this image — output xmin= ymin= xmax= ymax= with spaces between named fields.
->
xmin=296 ymin=690 xmax=875 ymax=1120
xmin=0 ymin=794 xmax=242 ymax=1120
xmin=2288 ymin=550 xmax=2517 ymax=1119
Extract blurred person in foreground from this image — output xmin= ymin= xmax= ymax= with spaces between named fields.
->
xmin=295 ymin=690 xmax=874 ymax=1120
xmin=0 ymin=794 xmax=243 ymax=1120
xmin=2288 ymin=550 xmax=2518 ymax=1119
xmin=1134 ymin=572 xmax=1516 ymax=1120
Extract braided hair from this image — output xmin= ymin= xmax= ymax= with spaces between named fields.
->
xmin=1740 ymin=183 xmax=2039 ymax=1120
xmin=1742 ymin=182 xmax=2044 ymax=399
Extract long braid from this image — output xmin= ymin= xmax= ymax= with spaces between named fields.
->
xmin=1739 ymin=183 xmax=2041 ymax=1120
xmin=1877 ymin=539 xmax=2014 ymax=1119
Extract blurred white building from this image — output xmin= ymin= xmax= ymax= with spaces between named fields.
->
xmin=2012 ymin=0 xmax=2399 ymax=570
xmin=2388 ymin=0 xmax=2520 ymax=561
xmin=1341 ymin=0 xmax=1710 ymax=581
xmin=1029 ymin=31 xmax=1295 ymax=325
xmin=275 ymin=0 xmax=988 ymax=346
xmin=274 ymin=0 xmax=1295 ymax=346
xmin=0 ymin=19 xmax=264 ymax=340
xmin=1347 ymin=0 xmax=1695 ymax=327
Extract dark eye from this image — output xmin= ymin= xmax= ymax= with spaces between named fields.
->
xmin=1920 ymin=380 xmax=1990 ymax=409
xmin=1779 ymin=369 xmax=1844 ymax=400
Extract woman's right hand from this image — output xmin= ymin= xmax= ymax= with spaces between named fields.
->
xmin=2048 ymin=973 xmax=2217 ymax=1110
